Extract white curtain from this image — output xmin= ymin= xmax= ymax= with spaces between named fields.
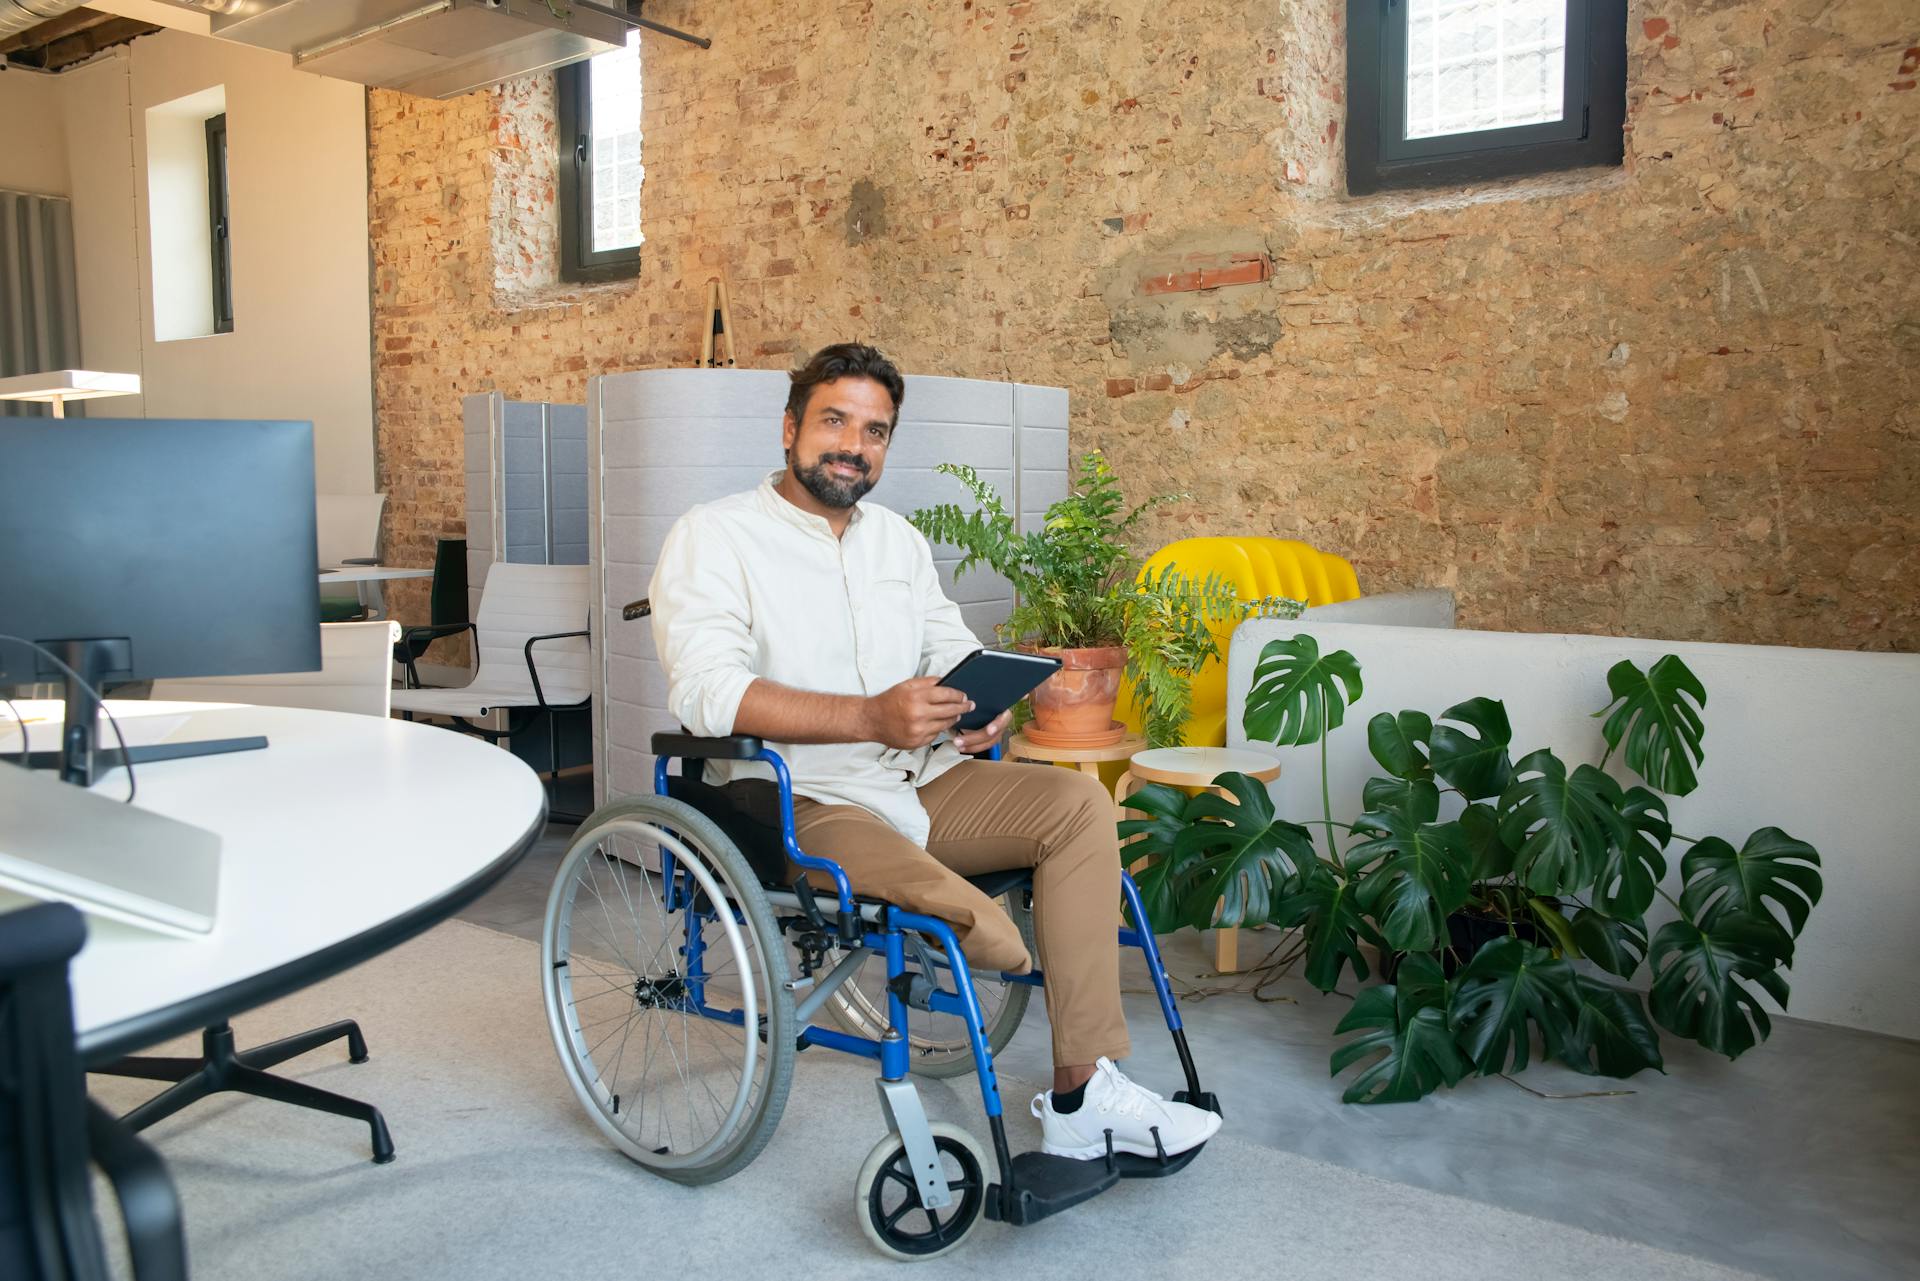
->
xmin=0 ymin=189 xmax=82 ymax=417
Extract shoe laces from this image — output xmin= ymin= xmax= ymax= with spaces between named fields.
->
xmin=1092 ymin=1059 xmax=1162 ymax=1122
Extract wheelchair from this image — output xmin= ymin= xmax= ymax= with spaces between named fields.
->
xmin=539 ymin=731 xmax=1219 ymax=1260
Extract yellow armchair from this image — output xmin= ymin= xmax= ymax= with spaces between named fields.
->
xmin=1119 ymin=537 xmax=1361 ymax=747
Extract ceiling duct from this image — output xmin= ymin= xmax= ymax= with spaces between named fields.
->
xmin=201 ymin=0 xmax=630 ymax=98
xmin=0 ymin=1 xmax=87 ymax=40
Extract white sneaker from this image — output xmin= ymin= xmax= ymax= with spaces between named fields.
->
xmin=1030 ymin=1057 xmax=1222 ymax=1161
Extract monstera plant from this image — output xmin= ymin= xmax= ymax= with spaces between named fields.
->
xmin=1119 ymin=636 xmax=1824 ymax=1103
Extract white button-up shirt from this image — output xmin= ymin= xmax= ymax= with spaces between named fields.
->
xmin=648 ymin=471 xmax=982 ymax=846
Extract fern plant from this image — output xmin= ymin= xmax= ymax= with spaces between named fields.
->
xmin=909 ymin=451 xmax=1300 ymax=746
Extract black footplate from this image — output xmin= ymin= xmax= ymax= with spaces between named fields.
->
xmin=986 ymin=1152 xmax=1120 ymax=1226
xmin=1175 ymin=1088 xmax=1222 ymax=1116
xmin=1102 ymin=1118 xmax=1214 ymax=1180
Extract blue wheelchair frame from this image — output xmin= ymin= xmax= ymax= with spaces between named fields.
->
xmin=652 ymin=741 xmax=1217 ymax=1227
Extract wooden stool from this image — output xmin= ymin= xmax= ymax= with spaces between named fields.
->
xmin=1114 ymin=746 xmax=1283 ymax=975
xmin=1005 ymin=730 xmax=1147 ymax=789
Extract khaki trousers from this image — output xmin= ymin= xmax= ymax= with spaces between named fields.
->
xmin=791 ymin=760 xmax=1131 ymax=1067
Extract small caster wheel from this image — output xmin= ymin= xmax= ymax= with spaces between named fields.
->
xmin=855 ymin=1121 xmax=987 ymax=1261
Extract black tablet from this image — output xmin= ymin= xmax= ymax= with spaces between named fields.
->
xmin=938 ymin=648 xmax=1063 ymax=731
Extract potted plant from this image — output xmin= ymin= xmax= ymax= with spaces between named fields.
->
xmin=1120 ymin=637 xmax=1825 ymax=1103
xmin=909 ymin=451 xmax=1297 ymax=748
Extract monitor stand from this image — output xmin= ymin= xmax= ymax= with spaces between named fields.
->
xmin=20 ymin=638 xmax=268 ymax=788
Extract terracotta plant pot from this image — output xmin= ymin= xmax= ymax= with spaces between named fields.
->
xmin=1022 ymin=644 xmax=1130 ymax=747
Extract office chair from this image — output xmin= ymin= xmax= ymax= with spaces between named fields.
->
xmin=0 ymin=901 xmax=187 ymax=1281
xmin=393 ymin=537 xmax=470 ymax=686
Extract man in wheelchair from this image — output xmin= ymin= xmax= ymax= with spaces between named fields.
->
xmin=646 ymin=342 xmax=1221 ymax=1164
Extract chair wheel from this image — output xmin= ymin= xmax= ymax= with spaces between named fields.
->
xmin=856 ymin=1122 xmax=987 ymax=1261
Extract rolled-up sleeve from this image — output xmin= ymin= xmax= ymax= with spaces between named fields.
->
xmin=649 ymin=513 xmax=758 ymax=736
xmin=912 ymin=528 xmax=982 ymax=679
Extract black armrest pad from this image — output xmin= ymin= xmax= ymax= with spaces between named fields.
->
xmin=652 ymin=732 xmax=764 ymax=760
xmin=402 ymin=622 xmax=472 ymax=644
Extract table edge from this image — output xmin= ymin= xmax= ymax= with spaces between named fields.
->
xmin=79 ymin=797 xmax=550 ymax=1066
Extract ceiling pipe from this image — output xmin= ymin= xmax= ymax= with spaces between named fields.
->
xmin=0 ymin=0 xmax=87 ymax=40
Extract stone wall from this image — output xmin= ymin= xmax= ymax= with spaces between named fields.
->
xmin=367 ymin=0 xmax=1919 ymax=650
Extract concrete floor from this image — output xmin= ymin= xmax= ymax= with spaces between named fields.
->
xmin=464 ymin=822 xmax=1920 ymax=1281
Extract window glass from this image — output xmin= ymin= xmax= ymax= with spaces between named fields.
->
xmin=586 ymin=29 xmax=642 ymax=253
xmin=1404 ymin=0 xmax=1567 ymax=141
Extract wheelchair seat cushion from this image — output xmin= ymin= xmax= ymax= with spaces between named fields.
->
xmin=660 ymin=775 xmax=1035 ymax=904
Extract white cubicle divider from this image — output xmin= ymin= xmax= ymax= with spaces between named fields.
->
xmin=586 ymin=368 xmax=1069 ymax=808
xmin=462 ymin=393 xmax=591 ymax=628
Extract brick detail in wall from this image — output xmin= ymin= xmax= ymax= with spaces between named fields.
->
xmin=1137 ymin=252 xmax=1272 ymax=295
xmin=366 ymin=0 xmax=1920 ymax=653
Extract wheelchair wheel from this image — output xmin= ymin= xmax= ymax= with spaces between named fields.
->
xmin=820 ymin=892 xmax=1033 ymax=1079
xmin=856 ymin=1122 xmax=987 ymax=1261
xmin=541 ymin=795 xmax=795 ymax=1185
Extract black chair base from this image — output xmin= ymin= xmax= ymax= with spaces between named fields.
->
xmin=96 ymin=1020 xmax=395 ymax=1164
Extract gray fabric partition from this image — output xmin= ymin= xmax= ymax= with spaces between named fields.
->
xmin=0 ymin=190 xmax=83 ymax=417
xmin=463 ymin=392 xmax=591 ymax=624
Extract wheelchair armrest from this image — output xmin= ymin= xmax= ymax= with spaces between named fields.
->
xmin=651 ymin=732 xmax=764 ymax=760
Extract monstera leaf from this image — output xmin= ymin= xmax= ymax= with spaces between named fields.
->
xmin=1680 ymin=828 xmax=1823 ymax=939
xmin=1170 ymin=772 xmax=1316 ymax=930
xmin=1329 ymin=958 xmax=1470 ymax=1104
xmin=1498 ymin=750 xmax=1630 ymax=896
xmin=1558 ymin=974 xmax=1664 ymax=1078
xmin=1117 ymin=782 xmax=1200 ymax=932
xmin=1367 ymin=710 xmax=1433 ymax=781
xmin=1349 ymin=812 xmax=1472 ymax=953
xmin=1360 ymin=776 xmax=1440 ymax=825
xmin=1448 ymin=936 xmax=1578 ymax=1076
xmin=1597 ymin=655 xmax=1708 ymax=796
xmin=1570 ymin=908 xmax=1649 ymax=979
xmin=1649 ymin=915 xmax=1792 ymax=1059
xmin=1458 ymin=802 xmax=1515 ymax=880
xmin=1592 ymin=786 xmax=1672 ymax=919
xmin=1243 ymin=633 xmax=1363 ymax=747
xmin=1274 ymin=864 xmax=1382 ymax=994
xmin=1429 ymin=697 xmax=1515 ymax=800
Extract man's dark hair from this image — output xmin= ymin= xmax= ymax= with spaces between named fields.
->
xmin=785 ymin=343 xmax=906 ymax=427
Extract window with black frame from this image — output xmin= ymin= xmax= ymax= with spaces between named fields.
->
xmin=205 ymin=112 xmax=233 ymax=334
xmin=558 ymin=27 xmax=643 ymax=283
xmin=1346 ymin=0 xmax=1627 ymax=196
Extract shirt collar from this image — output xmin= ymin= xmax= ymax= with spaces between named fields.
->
xmin=759 ymin=469 xmax=866 ymax=537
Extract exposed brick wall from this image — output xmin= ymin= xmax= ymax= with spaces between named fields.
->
xmin=368 ymin=0 xmax=1919 ymax=650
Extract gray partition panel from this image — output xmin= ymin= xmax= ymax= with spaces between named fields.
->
xmin=588 ymin=369 xmax=1070 ymax=806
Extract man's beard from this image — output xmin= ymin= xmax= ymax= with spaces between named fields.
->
xmin=792 ymin=451 xmax=874 ymax=509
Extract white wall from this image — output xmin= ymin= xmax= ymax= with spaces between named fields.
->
xmin=1225 ymin=619 xmax=1920 ymax=1042
xmin=0 ymin=69 xmax=69 ymax=197
xmin=54 ymin=31 xmax=375 ymax=494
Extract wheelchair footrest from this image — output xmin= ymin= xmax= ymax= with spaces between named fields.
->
xmin=985 ymin=1152 xmax=1120 ymax=1226
xmin=1108 ymin=1140 xmax=1208 ymax=1179
xmin=1174 ymin=1088 xmax=1222 ymax=1117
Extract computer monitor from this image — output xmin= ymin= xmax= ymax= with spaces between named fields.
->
xmin=0 ymin=419 xmax=323 ymax=787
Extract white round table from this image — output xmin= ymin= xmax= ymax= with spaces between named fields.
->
xmin=2 ymin=700 xmax=547 ymax=1062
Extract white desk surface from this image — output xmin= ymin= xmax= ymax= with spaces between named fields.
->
xmin=319 ymin=564 xmax=434 ymax=584
xmin=0 ymin=701 xmax=545 ymax=1062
